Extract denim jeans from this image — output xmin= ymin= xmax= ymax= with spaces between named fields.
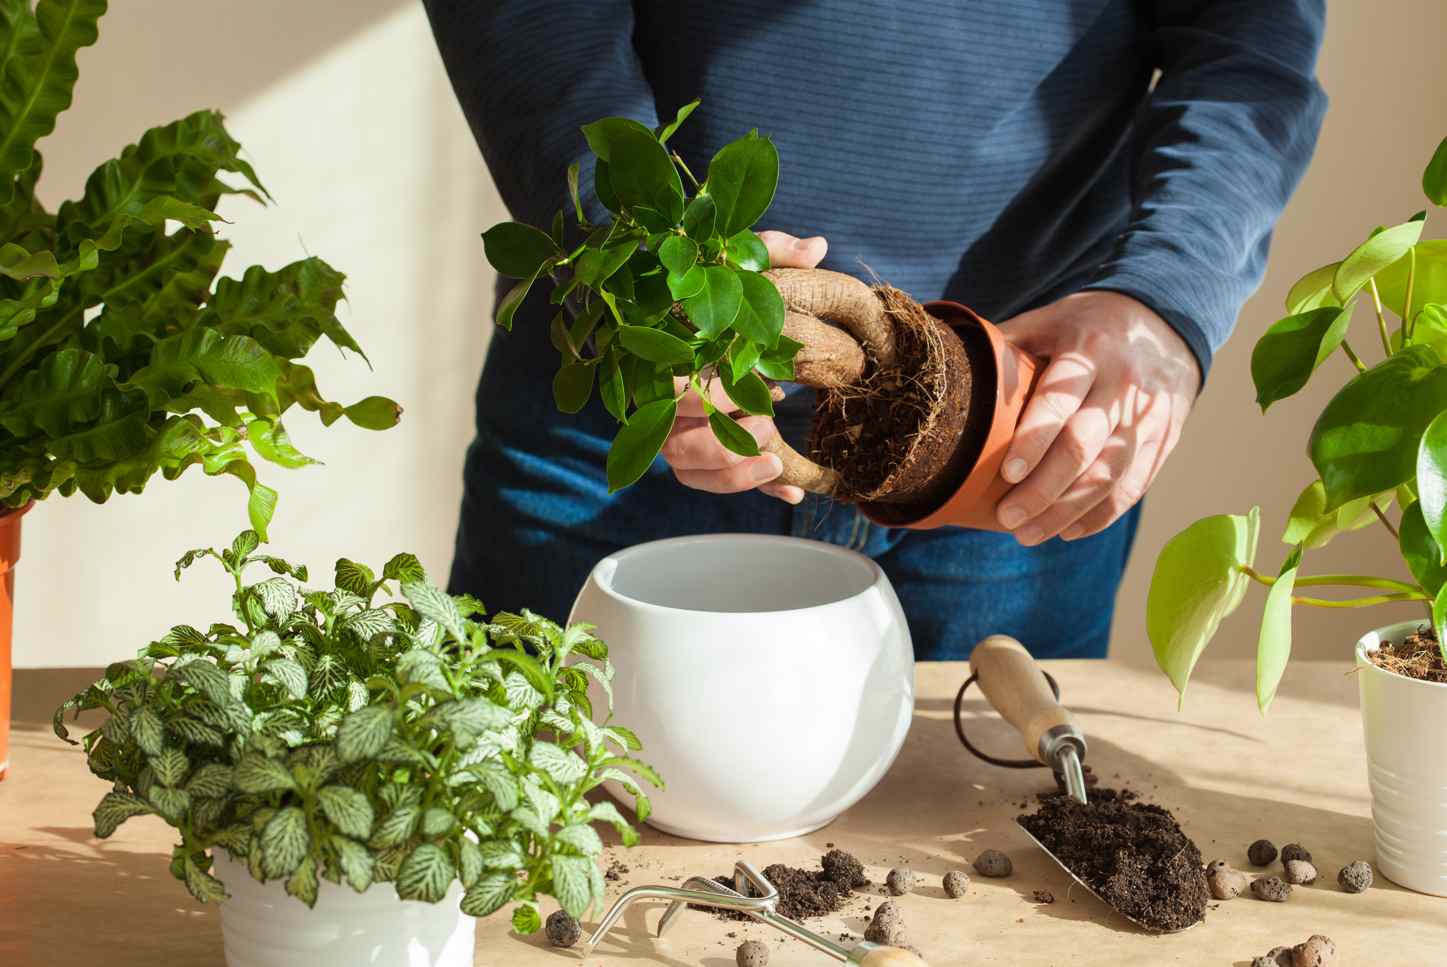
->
xmin=448 ymin=377 xmax=1141 ymax=661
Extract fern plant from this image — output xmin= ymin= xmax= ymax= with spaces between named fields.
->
xmin=54 ymin=533 xmax=658 ymax=931
xmin=0 ymin=1 xmax=398 ymax=535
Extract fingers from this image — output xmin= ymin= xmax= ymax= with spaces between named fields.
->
xmin=760 ymin=482 xmax=805 ymax=505
xmin=999 ymin=354 xmax=1095 ymax=485
xmin=997 ymin=381 xmax=1117 ymax=533
xmin=758 ymin=230 xmax=827 ymax=270
xmin=660 ymin=414 xmax=800 ymax=501
xmin=675 ymin=376 xmax=786 ymax=418
xmin=1061 ymin=393 xmax=1181 ymax=539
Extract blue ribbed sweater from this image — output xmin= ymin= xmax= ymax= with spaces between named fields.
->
xmin=424 ymin=0 xmax=1325 ymax=389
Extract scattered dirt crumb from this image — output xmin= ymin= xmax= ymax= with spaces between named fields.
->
xmin=1031 ymin=889 xmax=1055 ymax=904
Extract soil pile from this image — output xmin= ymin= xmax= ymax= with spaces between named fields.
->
xmin=698 ymin=851 xmax=868 ymax=922
xmin=1018 ymin=788 xmax=1208 ymax=932
xmin=1366 ymin=627 xmax=1447 ymax=682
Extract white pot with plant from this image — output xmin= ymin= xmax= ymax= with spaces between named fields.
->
xmin=55 ymin=532 xmax=659 ymax=966
xmin=1146 ymin=133 xmax=1447 ymax=897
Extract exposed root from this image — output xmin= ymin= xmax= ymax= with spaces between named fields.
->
xmin=762 ymin=433 xmax=839 ymax=495
xmin=781 ymin=311 xmax=866 ymax=389
xmin=766 ymin=268 xmax=897 ymax=368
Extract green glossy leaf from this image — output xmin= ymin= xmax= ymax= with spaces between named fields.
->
xmin=728 ymin=337 xmax=763 ymax=384
xmin=1419 ymin=409 xmax=1447 ymax=560
xmin=606 ymin=397 xmax=675 ymax=492
xmin=182 ymin=855 xmax=228 ymax=904
xmin=573 ymin=236 xmax=638 ymax=287
xmin=755 ymin=335 xmax=802 ymax=382
xmin=583 ymin=118 xmax=684 ymax=222
xmin=725 ymin=230 xmax=770 ymax=272
xmin=682 ymin=265 xmax=743 ymax=338
xmin=1280 ymin=479 xmax=1388 ymax=550
xmin=1256 ymin=547 xmax=1301 ymax=713
xmin=552 ymin=361 xmax=594 ymax=414
xmin=125 ymin=328 xmax=282 ymax=408
xmin=658 ymin=234 xmax=698 ymax=276
xmin=1285 ymin=261 xmax=1342 ymax=314
xmin=1146 ymin=508 xmax=1260 ymax=705
xmin=707 ymin=410 xmax=759 ymax=457
xmin=1400 ymin=500 xmax=1447 ymax=595
xmin=721 ymin=369 xmax=772 ymax=417
xmin=731 ymin=270 xmax=785 ymax=347
xmin=246 ymin=419 xmax=315 ymax=469
xmin=494 ymin=266 xmax=541 ymax=331
xmin=704 ymin=133 xmax=779 ymax=237
xmin=1379 ymin=241 xmax=1447 ymax=323
xmin=618 ymin=324 xmax=691 ymax=365
xmin=1310 ymin=344 xmax=1447 ymax=509
xmin=483 ymin=221 xmax=560 ymax=278
xmin=0 ymin=346 xmax=111 ymax=437
xmin=1425 ymin=135 xmax=1447 ymax=206
xmin=1334 ymin=219 xmax=1425 ymax=301
xmin=198 ymin=258 xmax=362 ymax=361
xmin=1250 ymin=306 xmax=1350 ymax=410
xmin=598 ymin=351 xmax=627 ymax=422
xmin=656 ymin=99 xmax=698 ymax=143
xmin=682 ymin=193 xmax=716 ymax=240
xmin=342 ymin=396 xmax=402 ymax=431
xmin=665 ymin=263 xmax=704 ymax=300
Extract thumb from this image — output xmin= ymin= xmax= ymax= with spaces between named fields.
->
xmin=996 ymin=300 xmax=1063 ymax=352
xmin=758 ymin=230 xmax=828 ymax=269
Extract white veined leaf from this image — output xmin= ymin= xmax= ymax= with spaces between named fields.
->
xmin=471 ymin=724 xmax=520 ymax=760
xmin=150 ymin=747 xmax=190 ymax=787
xmin=555 ymin=823 xmax=604 ymax=857
xmin=262 ymin=658 xmax=308 ymax=700
xmin=336 ymin=705 xmax=393 ymax=762
xmin=370 ymin=805 xmax=419 ymax=848
xmin=231 ymin=531 xmax=261 ymax=559
xmin=396 ymin=648 xmax=450 ymax=691
xmin=318 ymin=785 xmax=375 ymax=839
xmin=550 ymin=854 xmax=595 ymax=918
xmin=373 ymin=844 xmax=407 ymax=883
xmin=383 ymin=552 xmax=427 ymax=584
xmin=186 ymin=764 xmax=233 ymax=799
xmin=261 ymin=807 xmax=311 ymax=879
xmin=402 ymin=581 xmax=469 ymax=643
xmin=504 ymin=671 xmax=544 ymax=711
xmin=509 ymin=805 xmax=548 ymax=838
xmin=148 ymin=785 xmax=190 ymax=821
xmin=176 ymin=660 xmax=233 ymax=706
xmin=523 ymin=778 xmax=561 ymax=825
xmin=603 ymin=725 xmax=642 ymax=751
xmin=309 ymin=654 xmax=349 ymax=698
xmin=573 ymin=660 xmax=613 ymax=707
xmin=539 ymin=710 xmax=574 ymax=735
xmin=332 ymin=835 xmax=375 ymax=893
xmin=235 ymin=753 xmax=297 ymax=794
xmin=249 ymin=630 xmax=282 ymax=661
xmin=212 ymin=825 xmax=252 ymax=854
xmin=587 ymin=799 xmax=639 ymax=846
xmin=440 ymin=697 xmax=511 ymax=739
xmin=167 ymin=717 xmax=224 ymax=748
xmin=529 ymin=741 xmax=587 ymax=784
xmin=478 ymin=840 xmax=525 ymax=870
xmin=183 ymin=855 xmax=229 ymax=903
xmin=343 ymin=608 xmax=394 ymax=642
xmin=458 ymin=838 xmax=484 ymax=887
xmin=129 ymin=707 xmax=165 ymax=756
xmin=346 ymin=680 xmax=371 ymax=712
xmin=421 ymin=807 xmax=456 ymax=837
xmin=460 ymin=871 xmax=514 ymax=917
xmin=253 ymin=577 xmax=301 ymax=621
xmin=577 ymin=717 xmax=604 ymax=755
xmin=512 ymin=901 xmax=542 ymax=934
xmin=472 ymin=764 xmax=520 ymax=812
xmin=334 ymin=558 xmax=377 ymax=596
xmin=286 ymin=855 xmax=320 ymax=907
xmin=93 ymin=791 xmax=151 ymax=838
xmin=396 ymin=843 xmax=456 ymax=903
xmin=588 ymin=856 xmax=606 ymax=912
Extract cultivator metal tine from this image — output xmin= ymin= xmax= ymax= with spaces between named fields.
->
xmin=581 ymin=861 xmax=778 ymax=955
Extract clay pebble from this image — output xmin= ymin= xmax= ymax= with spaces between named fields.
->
xmin=1251 ymin=946 xmax=1293 ymax=967
xmin=1248 ymin=839 xmax=1279 ymax=866
xmin=1337 ymin=860 xmax=1372 ymax=893
xmin=1280 ymin=843 xmax=1312 ymax=865
xmin=736 ymin=939 xmax=769 ymax=967
xmin=872 ymin=900 xmax=900 ymax=928
xmin=972 ymin=849 xmax=1012 ymax=878
xmin=544 ymin=910 xmax=581 ymax=948
xmin=865 ymin=903 xmax=902 ymax=944
xmin=885 ymin=866 xmax=915 ymax=895
xmin=1283 ymin=859 xmax=1318 ymax=885
xmin=1206 ymin=862 xmax=1249 ymax=900
xmin=1292 ymin=934 xmax=1336 ymax=967
xmin=1250 ymin=875 xmax=1292 ymax=902
xmin=943 ymin=869 xmax=970 ymax=898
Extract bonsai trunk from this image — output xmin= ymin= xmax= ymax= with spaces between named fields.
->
xmin=754 ymin=268 xmax=993 ymax=513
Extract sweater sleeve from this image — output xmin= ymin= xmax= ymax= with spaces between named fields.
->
xmin=1084 ymin=0 xmax=1327 ymax=378
xmin=420 ymin=0 xmax=660 ymax=228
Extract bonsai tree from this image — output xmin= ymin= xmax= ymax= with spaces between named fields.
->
xmin=482 ymin=103 xmax=991 ymax=512
xmin=1148 ymin=133 xmax=1447 ymax=708
xmin=55 ymin=532 xmax=658 ymax=931
xmin=0 ymin=1 xmax=399 ymax=536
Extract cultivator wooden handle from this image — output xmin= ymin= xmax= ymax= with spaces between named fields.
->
xmin=852 ymin=944 xmax=932 ymax=966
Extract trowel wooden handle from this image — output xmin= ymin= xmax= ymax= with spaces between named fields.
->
xmin=856 ymin=946 xmax=931 ymax=967
xmin=969 ymin=634 xmax=1073 ymax=763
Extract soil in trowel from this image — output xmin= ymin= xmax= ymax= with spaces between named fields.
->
xmin=697 ymin=851 xmax=869 ymax=922
xmin=1018 ymin=787 xmax=1209 ymax=932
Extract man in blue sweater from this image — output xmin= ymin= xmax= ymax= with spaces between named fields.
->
xmin=423 ymin=1 xmax=1326 ymax=659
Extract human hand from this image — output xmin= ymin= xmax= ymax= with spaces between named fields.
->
xmin=659 ymin=230 xmax=828 ymax=504
xmin=993 ymin=291 xmax=1201 ymax=544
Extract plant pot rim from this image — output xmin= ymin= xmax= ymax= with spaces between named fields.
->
xmin=1354 ymin=619 xmax=1447 ymax=691
xmin=0 ymin=501 xmax=32 ymax=523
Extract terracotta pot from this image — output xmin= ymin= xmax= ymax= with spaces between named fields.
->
xmin=862 ymin=300 xmax=1042 ymax=531
xmin=0 ymin=501 xmax=31 ymax=781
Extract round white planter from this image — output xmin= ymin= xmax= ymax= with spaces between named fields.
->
xmin=1355 ymin=620 xmax=1447 ymax=896
xmin=569 ymin=534 xmax=914 ymax=843
xmin=213 ymin=852 xmax=475 ymax=967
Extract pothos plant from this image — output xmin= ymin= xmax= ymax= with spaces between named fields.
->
xmin=0 ymin=1 xmax=399 ymax=536
xmin=54 ymin=533 xmax=659 ymax=931
xmin=1148 ymin=133 xmax=1447 ymax=709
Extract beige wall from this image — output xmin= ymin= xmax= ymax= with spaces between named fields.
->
xmin=15 ymin=2 xmax=1445 ymax=668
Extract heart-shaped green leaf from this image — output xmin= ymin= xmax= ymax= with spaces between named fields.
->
xmin=1377 ymin=241 xmax=1447 ymax=322
xmin=1310 ymin=344 xmax=1447 ymax=509
xmin=1424 ymin=135 xmax=1447 ymax=207
xmin=1334 ymin=219 xmax=1425 ymax=301
xmin=1400 ymin=500 xmax=1447 ymax=594
xmin=1285 ymin=261 xmax=1342 ymax=314
xmin=1280 ymin=479 xmax=1390 ymax=550
xmin=1417 ymin=409 xmax=1447 ymax=561
xmin=1250 ymin=306 xmax=1350 ymax=411
xmin=1256 ymin=546 xmax=1301 ymax=713
xmin=704 ymin=133 xmax=779 ymax=237
xmin=682 ymin=265 xmax=743 ymax=338
xmin=606 ymin=398 xmax=676 ymax=492
xmin=1147 ymin=508 xmax=1260 ymax=705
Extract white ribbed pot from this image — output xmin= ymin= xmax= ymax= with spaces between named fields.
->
xmin=1355 ymin=621 xmax=1447 ymax=896
xmin=213 ymin=852 xmax=475 ymax=967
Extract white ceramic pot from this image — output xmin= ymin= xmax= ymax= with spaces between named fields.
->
xmin=569 ymin=534 xmax=914 ymax=843
xmin=1355 ymin=620 xmax=1447 ymax=896
xmin=213 ymin=852 xmax=475 ymax=967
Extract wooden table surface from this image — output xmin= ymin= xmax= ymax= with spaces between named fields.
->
xmin=3 ymin=661 xmax=1441 ymax=966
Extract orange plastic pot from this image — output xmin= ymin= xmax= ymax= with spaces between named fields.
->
xmin=863 ymin=300 xmax=1042 ymax=531
xmin=0 ymin=501 xmax=31 ymax=781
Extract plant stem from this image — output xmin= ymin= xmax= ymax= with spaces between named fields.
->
xmin=1237 ymin=565 xmax=1419 ymax=594
xmin=1370 ymin=501 xmax=1400 ymax=539
xmin=672 ymin=152 xmax=702 ymax=190
xmin=1291 ymin=591 xmax=1428 ymax=608
xmin=1369 ymin=279 xmax=1392 ymax=356
xmin=1404 ymin=246 xmax=1419 ymax=343
xmin=1339 ymin=338 xmax=1368 ymax=373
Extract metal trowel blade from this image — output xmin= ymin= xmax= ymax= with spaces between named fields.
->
xmin=1015 ymin=819 xmax=1199 ymax=934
